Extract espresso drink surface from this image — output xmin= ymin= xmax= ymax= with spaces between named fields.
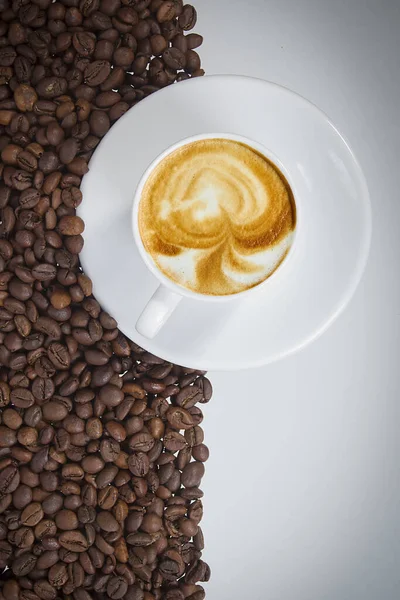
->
xmin=139 ymin=138 xmax=296 ymax=295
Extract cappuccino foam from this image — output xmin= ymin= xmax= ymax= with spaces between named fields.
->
xmin=138 ymin=138 xmax=296 ymax=296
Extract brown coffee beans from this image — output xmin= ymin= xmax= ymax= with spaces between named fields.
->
xmin=0 ymin=0 xmax=209 ymax=597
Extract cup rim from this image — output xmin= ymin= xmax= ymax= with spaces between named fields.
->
xmin=131 ymin=132 xmax=301 ymax=302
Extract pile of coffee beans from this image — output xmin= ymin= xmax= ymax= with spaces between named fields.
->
xmin=0 ymin=0 xmax=211 ymax=598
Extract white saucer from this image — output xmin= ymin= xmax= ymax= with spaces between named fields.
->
xmin=79 ymin=75 xmax=371 ymax=370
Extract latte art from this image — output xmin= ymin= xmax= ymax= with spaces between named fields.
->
xmin=138 ymin=138 xmax=296 ymax=295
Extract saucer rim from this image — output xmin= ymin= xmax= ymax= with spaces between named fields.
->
xmin=80 ymin=75 xmax=372 ymax=371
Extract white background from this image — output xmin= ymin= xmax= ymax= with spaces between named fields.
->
xmin=198 ymin=1 xmax=400 ymax=598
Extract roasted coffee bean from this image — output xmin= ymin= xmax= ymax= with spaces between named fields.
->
xmin=0 ymin=464 xmax=20 ymax=497
xmin=10 ymin=388 xmax=34 ymax=409
xmin=185 ymin=49 xmax=201 ymax=73
xmin=48 ymin=562 xmax=68 ymax=587
xmin=21 ymin=503 xmax=44 ymax=527
xmin=128 ymin=453 xmax=150 ymax=477
xmin=0 ymin=47 xmax=17 ymax=68
xmin=36 ymin=77 xmax=68 ymax=99
xmin=186 ymin=33 xmax=203 ymax=49
xmin=73 ymin=32 xmax=96 ymax=57
xmin=157 ymin=1 xmax=176 ymax=23
xmin=106 ymin=576 xmax=128 ymax=599
xmin=11 ymin=552 xmax=37 ymax=576
xmin=59 ymin=138 xmax=79 ymax=164
xmin=164 ymin=430 xmax=187 ymax=452
xmin=32 ymin=377 xmax=54 ymax=402
xmin=34 ymin=315 xmax=61 ymax=339
xmin=176 ymin=385 xmax=203 ymax=408
xmin=181 ymin=462 xmax=205 ymax=488
xmin=55 ymin=510 xmax=78 ymax=531
xmin=32 ymin=264 xmax=57 ymax=281
xmin=129 ymin=432 xmax=155 ymax=453
xmin=46 ymin=121 xmax=64 ymax=147
xmin=163 ymin=47 xmax=186 ymax=70
xmin=100 ymin=438 xmax=120 ymax=462
xmin=167 ymin=407 xmax=194 ymax=430
xmin=47 ymin=342 xmax=70 ymax=369
xmin=59 ymin=530 xmax=88 ymax=553
xmin=84 ymin=60 xmax=111 ymax=86
xmin=89 ymin=109 xmax=110 ymax=136
xmin=9 ymin=526 xmax=35 ymax=549
xmin=191 ymin=443 xmax=209 ymax=462
xmin=98 ymin=384 xmax=123 ymax=407
xmin=179 ymin=4 xmax=197 ymax=30
xmin=58 ymin=215 xmax=85 ymax=236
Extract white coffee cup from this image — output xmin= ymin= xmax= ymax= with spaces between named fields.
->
xmin=132 ymin=133 xmax=299 ymax=339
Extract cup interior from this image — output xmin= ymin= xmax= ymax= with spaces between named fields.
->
xmin=132 ymin=133 xmax=299 ymax=302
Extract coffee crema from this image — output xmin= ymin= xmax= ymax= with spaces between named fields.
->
xmin=138 ymin=138 xmax=296 ymax=295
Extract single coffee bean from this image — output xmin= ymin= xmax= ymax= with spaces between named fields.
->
xmin=100 ymin=439 xmax=120 ymax=462
xmin=191 ymin=443 xmax=209 ymax=462
xmin=55 ymin=510 xmax=79 ymax=531
xmin=33 ymin=580 xmax=57 ymax=600
xmin=150 ymin=34 xmax=168 ymax=55
xmin=179 ymin=4 xmax=197 ymax=30
xmin=141 ymin=513 xmax=162 ymax=534
xmin=10 ymin=388 xmax=35 ymax=409
xmin=96 ymin=511 xmax=119 ymax=533
xmin=129 ymin=432 xmax=155 ymax=453
xmin=32 ymin=263 xmax=57 ymax=281
xmin=89 ymin=109 xmax=110 ymax=136
xmin=46 ymin=121 xmax=64 ymax=146
xmin=96 ymin=464 xmax=118 ymax=489
xmin=73 ymin=32 xmax=96 ymax=57
xmin=32 ymin=377 xmax=55 ymax=402
xmin=186 ymin=33 xmax=203 ymax=49
xmin=16 ymin=150 xmax=38 ymax=173
xmin=98 ymin=384 xmax=123 ymax=407
xmin=47 ymin=342 xmax=70 ymax=369
xmin=157 ymin=1 xmax=176 ymax=23
xmin=58 ymin=215 xmax=85 ymax=236
xmin=12 ymin=552 xmax=37 ymax=576
xmin=3 ymin=409 xmax=23 ymax=430
xmin=176 ymin=385 xmax=203 ymax=409
xmin=0 ymin=464 xmax=20 ymax=497
xmin=48 ymin=562 xmax=68 ymax=587
xmin=163 ymin=47 xmax=186 ymax=70
xmin=126 ymin=532 xmax=153 ymax=547
xmin=164 ymin=430 xmax=187 ymax=451
xmin=59 ymin=530 xmax=88 ymax=553
xmin=0 ymin=539 xmax=12 ymax=567
xmin=181 ymin=462 xmax=205 ymax=488
xmin=97 ymin=486 xmax=118 ymax=511
xmin=166 ymin=407 xmax=194 ymax=430
xmin=128 ymin=453 xmax=150 ymax=477
xmin=36 ymin=77 xmax=68 ymax=99
xmin=30 ymin=447 xmax=49 ymax=474
xmin=38 ymin=151 xmax=59 ymax=174
xmin=0 ymin=47 xmax=17 ymax=68
xmin=41 ymin=493 xmax=63 ymax=516
xmin=21 ymin=502 xmax=44 ymax=527
xmin=107 ymin=576 xmax=128 ymax=599
xmin=36 ymin=550 xmax=59 ymax=570
xmin=9 ymin=525 xmax=35 ymax=549
xmin=185 ymin=49 xmax=201 ymax=73
xmin=84 ymin=60 xmax=111 ymax=86
xmin=59 ymin=138 xmax=79 ymax=164
xmin=42 ymin=401 xmax=68 ymax=422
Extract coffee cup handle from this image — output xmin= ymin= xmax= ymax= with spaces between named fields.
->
xmin=136 ymin=285 xmax=182 ymax=339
